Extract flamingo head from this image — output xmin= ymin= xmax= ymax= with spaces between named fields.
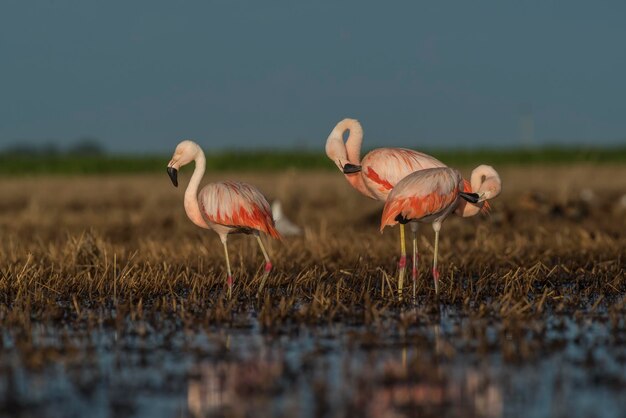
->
xmin=471 ymin=165 xmax=502 ymax=202
xmin=325 ymin=130 xmax=348 ymax=171
xmin=325 ymin=129 xmax=362 ymax=175
xmin=167 ymin=140 xmax=200 ymax=187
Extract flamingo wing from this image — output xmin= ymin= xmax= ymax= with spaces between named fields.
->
xmin=362 ymin=148 xmax=446 ymax=197
xmin=380 ymin=168 xmax=461 ymax=231
xmin=198 ymin=181 xmax=281 ymax=239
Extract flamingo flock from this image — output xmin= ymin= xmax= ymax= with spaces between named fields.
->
xmin=325 ymin=119 xmax=501 ymax=297
xmin=167 ymin=119 xmax=502 ymax=299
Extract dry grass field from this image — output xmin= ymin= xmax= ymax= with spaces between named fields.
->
xmin=0 ymin=164 xmax=625 ymax=417
xmin=1 ymin=165 xmax=624 ymax=313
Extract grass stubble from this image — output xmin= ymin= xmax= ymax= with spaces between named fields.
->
xmin=0 ymin=164 xmax=625 ymax=415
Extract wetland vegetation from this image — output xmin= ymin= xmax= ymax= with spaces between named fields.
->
xmin=1 ymin=146 xmax=626 ymax=175
xmin=0 ymin=164 xmax=625 ymax=417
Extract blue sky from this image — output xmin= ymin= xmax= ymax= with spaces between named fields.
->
xmin=1 ymin=1 xmax=625 ymax=153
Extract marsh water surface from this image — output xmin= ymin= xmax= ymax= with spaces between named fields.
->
xmin=2 ymin=305 xmax=625 ymax=418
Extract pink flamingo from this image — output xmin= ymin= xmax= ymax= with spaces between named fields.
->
xmin=325 ymin=118 xmax=501 ymax=296
xmin=380 ymin=167 xmax=481 ymax=295
xmin=167 ymin=140 xmax=281 ymax=298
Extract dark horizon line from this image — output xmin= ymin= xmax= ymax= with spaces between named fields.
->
xmin=2 ymin=139 xmax=626 ymax=156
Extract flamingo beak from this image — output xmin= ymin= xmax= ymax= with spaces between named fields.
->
xmin=167 ymin=167 xmax=178 ymax=187
xmin=343 ymin=163 xmax=362 ymax=174
xmin=459 ymin=191 xmax=480 ymax=204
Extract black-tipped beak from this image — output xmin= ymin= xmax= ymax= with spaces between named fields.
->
xmin=459 ymin=191 xmax=480 ymax=204
xmin=343 ymin=163 xmax=362 ymax=174
xmin=167 ymin=167 xmax=178 ymax=187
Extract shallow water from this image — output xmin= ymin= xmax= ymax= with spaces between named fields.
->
xmin=1 ymin=307 xmax=625 ymax=418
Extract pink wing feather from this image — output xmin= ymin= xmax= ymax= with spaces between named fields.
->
xmin=380 ymin=168 xmax=461 ymax=231
xmin=361 ymin=148 xmax=446 ymax=198
xmin=198 ymin=181 xmax=281 ymax=239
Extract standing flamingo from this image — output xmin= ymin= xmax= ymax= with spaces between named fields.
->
xmin=380 ymin=167 xmax=480 ymax=295
xmin=326 ymin=118 xmax=498 ymax=297
xmin=167 ymin=140 xmax=280 ymax=298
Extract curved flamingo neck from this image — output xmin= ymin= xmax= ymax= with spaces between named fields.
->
xmin=332 ymin=119 xmax=363 ymax=164
xmin=469 ymin=165 xmax=499 ymax=193
xmin=456 ymin=199 xmax=482 ymax=217
xmin=184 ymin=149 xmax=210 ymax=229
xmin=344 ymin=173 xmax=376 ymax=199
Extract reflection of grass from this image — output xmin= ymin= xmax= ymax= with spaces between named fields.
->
xmin=1 ymin=146 xmax=625 ymax=174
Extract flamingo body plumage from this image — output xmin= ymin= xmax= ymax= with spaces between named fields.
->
xmin=325 ymin=118 xmax=446 ymax=200
xmin=198 ymin=181 xmax=280 ymax=240
xmin=359 ymin=148 xmax=446 ymax=200
xmin=380 ymin=167 xmax=464 ymax=230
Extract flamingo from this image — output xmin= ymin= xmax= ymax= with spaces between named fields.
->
xmin=325 ymin=118 xmax=499 ymax=297
xmin=380 ymin=167 xmax=481 ymax=295
xmin=167 ymin=140 xmax=281 ymax=298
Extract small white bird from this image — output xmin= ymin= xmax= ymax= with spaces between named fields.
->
xmin=271 ymin=200 xmax=302 ymax=236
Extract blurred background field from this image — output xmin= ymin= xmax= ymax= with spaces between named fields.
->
xmin=1 ymin=146 xmax=626 ymax=175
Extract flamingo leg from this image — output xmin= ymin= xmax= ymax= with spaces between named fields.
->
xmin=432 ymin=225 xmax=440 ymax=295
xmin=410 ymin=222 xmax=419 ymax=301
xmin=256 ymin=235 xmax=272 ymax=296
xmin=222 ymin=240 xmax=233 ymax=299
xmin=398 ymin=224 xmax=407 ymax=301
